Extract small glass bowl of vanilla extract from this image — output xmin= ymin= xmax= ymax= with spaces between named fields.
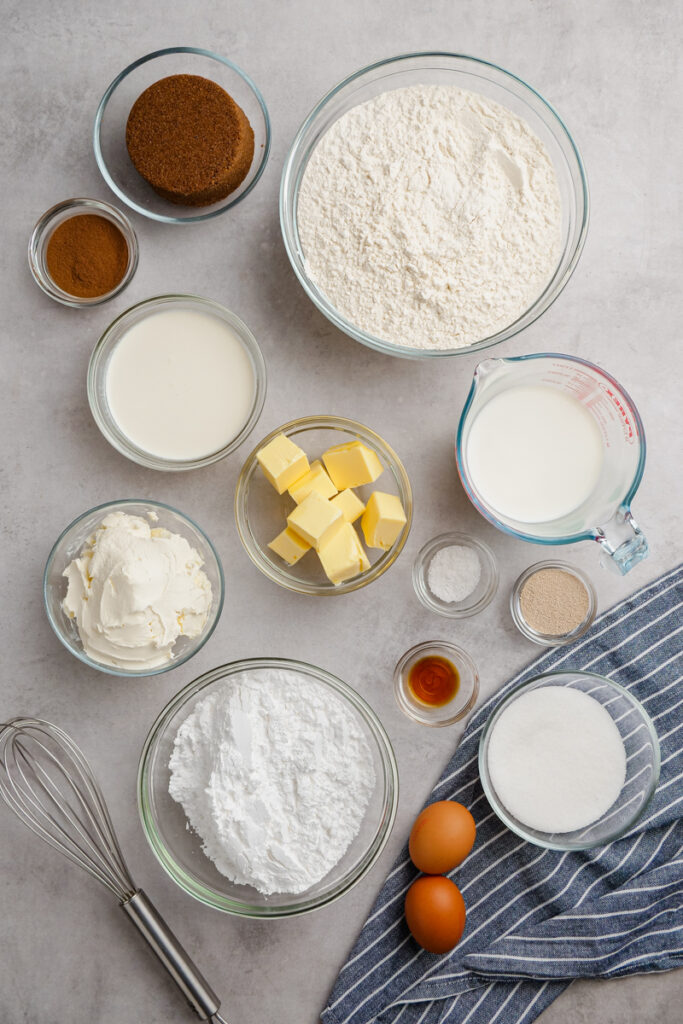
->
xmin=393 ymin=641 xmax=479 ymax=727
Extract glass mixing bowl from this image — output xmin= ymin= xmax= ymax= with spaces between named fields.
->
xmin=43 ymin=499 xmax=225 ymax=678
xmin=94 ymin=47 xmax=271 ymax=224
xmin=234 ymin=415 xmax=412 ymax=595
xmin=281 ymin=52 xmax=589 ymax=359
xmin=479 ymin=671 xmax=660 ymax=850
xmin=138 ymin=658 xmax=399 ymax=917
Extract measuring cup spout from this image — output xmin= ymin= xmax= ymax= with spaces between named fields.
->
xmin=595 ymin=506 xmax=649 ymax=575
xmin=473 ymin=357 xmax=506 ymax=385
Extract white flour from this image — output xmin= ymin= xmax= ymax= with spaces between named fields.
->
xmin=168 ymin=668 xmax=375 ymax=895
xmin=297 ymin=85 xmax=562 ymax=350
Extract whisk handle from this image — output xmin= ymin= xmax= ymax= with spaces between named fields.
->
xmin=121 ymin=889 xmax=223 ymax=1020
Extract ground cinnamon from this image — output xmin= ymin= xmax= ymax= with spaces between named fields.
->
xmin=45 ymin=214 xmax=128 ymax=298
xmin=125 ymin=74 xmax=255 ymax=206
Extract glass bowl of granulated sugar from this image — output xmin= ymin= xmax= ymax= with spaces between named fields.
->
xmin=479 ymin=671 xmax=660 ymax=850
xmin=281 ymin=52 xmax=588 ymax=359
xmin=138 ymin=658 xmax=399 ymax=917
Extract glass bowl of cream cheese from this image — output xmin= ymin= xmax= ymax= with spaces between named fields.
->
xmin=138 ymin=658 xmax=399 ymax=917
xmin=281 ymin=52 xmax=589 ymax=359
xmin=43 ymin=499 xmax=225 ymax=677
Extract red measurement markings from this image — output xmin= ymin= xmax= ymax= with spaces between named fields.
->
xmin=605 ymin=387 xmax=635 ymax=440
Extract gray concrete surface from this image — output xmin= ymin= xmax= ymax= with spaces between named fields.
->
xmin=1 ymin=1 xmax=681 ymax=1021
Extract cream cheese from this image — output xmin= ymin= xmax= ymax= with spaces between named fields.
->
xmin=62 ymin=511 xmax=213 ymax=671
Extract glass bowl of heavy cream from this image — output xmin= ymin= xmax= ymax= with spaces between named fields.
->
xmin=479 ymin=671 xmax=660 ymax=850
xmin=281 ymin=52 xmax=589 ymax=359
xmin=88 ymin=294 xmax=266 ymax=471
xmin=43 ymin=499 xmax=224 ymax=677
xmin=138 ymin=658 xmax=399 ymax=917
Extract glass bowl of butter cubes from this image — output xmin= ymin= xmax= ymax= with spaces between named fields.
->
xmin=235 ymin=415 xmax=412 ymax=595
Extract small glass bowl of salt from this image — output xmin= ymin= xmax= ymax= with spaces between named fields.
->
xmin=413 ymin=532 xmax=498 ymax=617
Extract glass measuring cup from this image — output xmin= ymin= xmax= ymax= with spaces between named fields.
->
xmin=456 ymin=353 xmax=648 ymax=575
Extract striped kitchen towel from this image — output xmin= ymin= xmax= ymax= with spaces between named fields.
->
xmin=322 ymin=564 xmax=683 ymax=1024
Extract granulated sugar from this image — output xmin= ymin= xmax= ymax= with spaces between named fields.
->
xmin=487 ymin=686 xmax=627 ymax=833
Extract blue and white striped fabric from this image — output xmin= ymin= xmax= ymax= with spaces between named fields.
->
xmin=322 ymin=564 xmax=683 ymax=1024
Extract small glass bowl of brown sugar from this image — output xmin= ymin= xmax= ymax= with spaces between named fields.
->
xmin=29 ymin=197 xmax=138 ymax=307
xmin=510 ymin=560 xmax=597 ymax=647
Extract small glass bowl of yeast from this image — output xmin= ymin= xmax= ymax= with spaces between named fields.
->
xmin=88 ymin=294 xmax=266 ymax=471
xmin=510 ymin=560 xmax=597 ymax=646
xmin=234 ymin=416 xmax=412 ymax=595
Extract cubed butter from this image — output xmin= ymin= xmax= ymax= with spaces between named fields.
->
xmin=268 ymin=527 xmax=311 ymax=566
xmin=330 ymin=488 xmax=365 ymax=524
xmin=318 ymin=522 xmax=371 ymax=585
xmin=322 ymin=441 xmax=383 ymax=490
xmin=256 ymin=433 xmax=310 ymax=494
xmin=361 ymin=491 xmax=407 ymax=550
xmin=287 ymin=491 xmax=343 ymax=550
xmin=288 ymin=460 xmax=337 ymax=504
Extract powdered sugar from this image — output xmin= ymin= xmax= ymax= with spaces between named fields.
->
xmin=168 ymin=667 xmax=375 ymax=895
xmin=297 ymin=85 xmax=562 ymax=350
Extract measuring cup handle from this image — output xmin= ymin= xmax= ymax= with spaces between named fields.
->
xmin=595 ymin=507 xmax=649 ymax=575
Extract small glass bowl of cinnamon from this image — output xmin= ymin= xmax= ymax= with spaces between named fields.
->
xmin=28 ymin=197 xmax=139 ymax=307
xmin=510 ymin=560 xmax=598 ymax=647
xmin=394 ymin=641 xmax=480 ymax=727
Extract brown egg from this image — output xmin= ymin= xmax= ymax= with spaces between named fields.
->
xmin=409 ymin=800 xmax=476 ymax=874
xmin=405 ymin=876 xmax=466 ymax=953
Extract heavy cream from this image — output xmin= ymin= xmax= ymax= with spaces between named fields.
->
xmin=62 ymin=511 xmax=212 ymax=671
xmin=465 ymin=385 xmax=604 ymax=524
xmin=105 ymin=307 xmax=256 ymax=461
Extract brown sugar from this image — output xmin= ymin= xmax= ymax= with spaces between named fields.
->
xmin=45 ymin=214 xmax=129 ymax=298
xmin=125 ymin=74 xmax=255 ymax=207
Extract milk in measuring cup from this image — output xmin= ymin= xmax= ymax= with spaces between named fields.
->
xmin=465 ymin=385 xmax=603 ymax=524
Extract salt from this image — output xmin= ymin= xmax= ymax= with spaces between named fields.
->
xmin=428 ymin=545 xmax=481 ymax=603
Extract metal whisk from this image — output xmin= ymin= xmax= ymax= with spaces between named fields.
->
xmin=0 ymin=717 xmax=229 ymax=1022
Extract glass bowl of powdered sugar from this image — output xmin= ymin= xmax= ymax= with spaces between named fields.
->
xmin=138 ymin=658 xmax=399 ymax=917
xmin=413 ymin=532 xmax=498 ymax=617
xmin=281 ymin=52 xmax=588 ymax=359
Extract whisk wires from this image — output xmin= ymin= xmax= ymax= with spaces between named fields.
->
xmin=0 ymin=718 xmax=136 ymax=901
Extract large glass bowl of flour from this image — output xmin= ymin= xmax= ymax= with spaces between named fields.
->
xmin=138 ymin=658 xmax=399 ymax=917
xmin=281 ymin=53 xmax=588 ymax=359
